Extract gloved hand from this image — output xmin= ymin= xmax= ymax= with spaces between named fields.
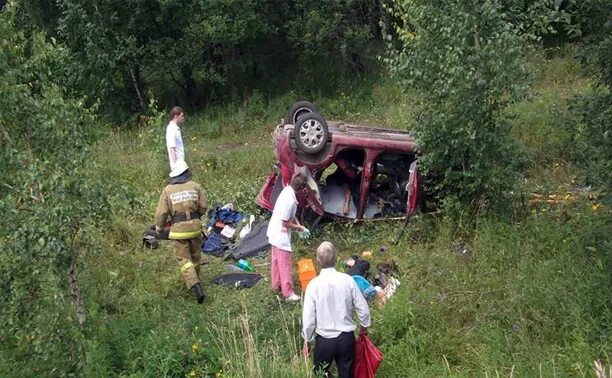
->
xmin=298 ymin=227 xmax=311 ymax=239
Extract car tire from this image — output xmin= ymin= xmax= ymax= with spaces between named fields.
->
xmin=294 ymin=113 xmax=330 ymax=154
xmin=285 ymin=101 xmax=320 ymax=125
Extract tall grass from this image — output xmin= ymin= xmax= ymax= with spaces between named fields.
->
xmin=208 ymin=302 xmax=311 ymax=377
xmin=506 ymin=48 xmax=590 ymax=170
xmin=372 ymin=204 xmax=611 ymax=377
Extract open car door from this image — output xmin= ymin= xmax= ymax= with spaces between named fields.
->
xmin=256 ymin=165 xmax=325 ymax=217
xmin=255 ymin=171 xmax=281 ymax=212
xmin=405 ymin=160 xmax=420 ymax=220
xmin=301 ymin=168 xmax=325 ymax=216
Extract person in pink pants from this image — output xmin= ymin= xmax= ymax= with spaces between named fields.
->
xmin=266 ymin=173 xmax=308 ymax=302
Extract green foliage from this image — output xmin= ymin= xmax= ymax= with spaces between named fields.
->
xmin=554 ymin=0 xmax=612 ymax=88
xmin=502 ymin=0 xmax=578 ymax=42
xmin=505 ymin=49 xmax=588 ymax=167
xmin=374 ymin=206 xmax=611 ymax=376
xmin=285 ymin=0 xmax=382 ymax=82
xmin=562 ymin=0 xmax=612 ymax=193
xmin=386 ymin=0 xmax=527 ymax=209
xmin=2 ymin=43 xmax=609 ymax=375
xmin=565 ymin=91 xmax=612 ymax=191
xmin=13 ymin=0 xmax=386 ymax=118
xmin=3 ymin=1 xmax=611 ymax=375
xmin=69 ymin=64 xmax=608 ymax=376
xmin=14 ymin=0 xmax=281 ymax=115
xmin=0 ymin=5 xmax=115 ymax=375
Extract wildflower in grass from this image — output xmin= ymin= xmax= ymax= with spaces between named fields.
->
xmin=188 ymin=370 xmax=197 ymax=377
xmin=591 ymin=203 xmax=602 ymax=211
xmin=191 ymin=342 xmax=199 ymax=352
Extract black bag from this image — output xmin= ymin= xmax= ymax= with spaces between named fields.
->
xmin=212 ymin=273 xmax=263 ymax=289
xmin=230 ymin=221 xmax=270 ymax=260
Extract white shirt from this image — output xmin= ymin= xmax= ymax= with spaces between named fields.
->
xmin=166 ymin=120 xmax=184 ymax=170
xmin=302 ymin=267 xmax=371 ymax=342
xmin=266 ymin=186 xmax=297 ymax=251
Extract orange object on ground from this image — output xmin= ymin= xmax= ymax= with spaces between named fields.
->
xmin=297 ymin=258 xmax=317 ymax=292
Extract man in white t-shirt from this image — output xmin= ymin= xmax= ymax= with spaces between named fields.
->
xmin=166 ymin=106 xmax=185 ymax=170
xmin=266 ymin=172 xmax=308 ymax=302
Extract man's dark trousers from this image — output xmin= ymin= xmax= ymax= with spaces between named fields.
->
xmin=314 ymin=331 xmax=356 ymax=378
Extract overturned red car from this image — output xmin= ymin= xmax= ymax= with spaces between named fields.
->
xmin=256 ymin=101 xmax=421 ymax=222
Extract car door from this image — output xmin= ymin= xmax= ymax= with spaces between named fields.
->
xmin=256 ymin=171 xmax=282 ymax=212
xmin=301 ymin=168 xmax=325 ymax=216
xmin=405 ymin=160 xmax=420 ymax=219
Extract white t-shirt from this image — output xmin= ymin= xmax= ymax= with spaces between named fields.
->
xmin=166 ymin=120 xmax=184 ymax=170
xmin=267 ymin=186 xmax=298 ymax=251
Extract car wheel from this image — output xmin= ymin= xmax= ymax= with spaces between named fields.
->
xmin=294 ymin=113 xmax=329 ymax=154
xmin=286 ymin=101 xmax=320 ymax=125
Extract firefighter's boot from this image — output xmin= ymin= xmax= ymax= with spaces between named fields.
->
xmin=191 ymin=283 xmax=205 ymax=304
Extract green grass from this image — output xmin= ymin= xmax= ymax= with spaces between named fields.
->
xmin=506 ymin=48 xmax=591 ymax=186
xmin=82 ymin=50 xmax=609 ymax=377
xmin=3 ymin=49 xmax=609 ymax=377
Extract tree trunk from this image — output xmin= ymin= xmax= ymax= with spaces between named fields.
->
xmin=129 ymin=64 xmax=146 ymax=111
xmin=67 ymin=257 xmax=85 ymax=327
xmin=181 ymin=64 xmax=200 ymax=108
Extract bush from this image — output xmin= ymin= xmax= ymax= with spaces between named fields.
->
xmin=563 ymin=0 xmax=612 ymax=193
xmin=0 ymin=6 xmax=114 ymax=375
xmin=386 ymin=0 xmax=527 ymax=210
xmin=565 ymin=91 xmax=612 ymax=191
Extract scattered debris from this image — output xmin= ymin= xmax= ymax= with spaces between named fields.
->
xmin=212 ymin=272 xmax=263 ymax=289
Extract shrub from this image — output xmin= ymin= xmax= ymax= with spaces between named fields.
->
xmin=386 ymin=0 xmax=527 ymax=210
xmin=0 ymin=6 xmax=113 ymax=375
xmin=563 ymin=0 xmax=612 ymax=193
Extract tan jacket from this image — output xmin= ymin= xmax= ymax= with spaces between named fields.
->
xmin=155 ymin=180 xmax=207 ymax=239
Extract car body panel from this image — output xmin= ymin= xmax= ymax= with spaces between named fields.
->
xmin=256 ymin=121 xmax=421 ymax=221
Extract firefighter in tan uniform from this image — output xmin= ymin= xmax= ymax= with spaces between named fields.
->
xmin=155 ymin=160 xmax=207 ymax=303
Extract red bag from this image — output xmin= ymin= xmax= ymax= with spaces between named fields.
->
xmin=354 ymin=333 xmax=383 ymax=378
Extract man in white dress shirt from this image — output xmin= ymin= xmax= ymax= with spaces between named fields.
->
xmin=166 ymin=106 xmax=185 ymax=171
xmin=302 ymin=241 xmax=371 ymax=378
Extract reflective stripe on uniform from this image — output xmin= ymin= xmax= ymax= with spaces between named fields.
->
xmin=180 ymin=261 xmax=194 ymax=272
xmin=168 ymin=230 xmax=201 ymax=240
xmin=170 ymin=190 xmax=198 ymax=204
